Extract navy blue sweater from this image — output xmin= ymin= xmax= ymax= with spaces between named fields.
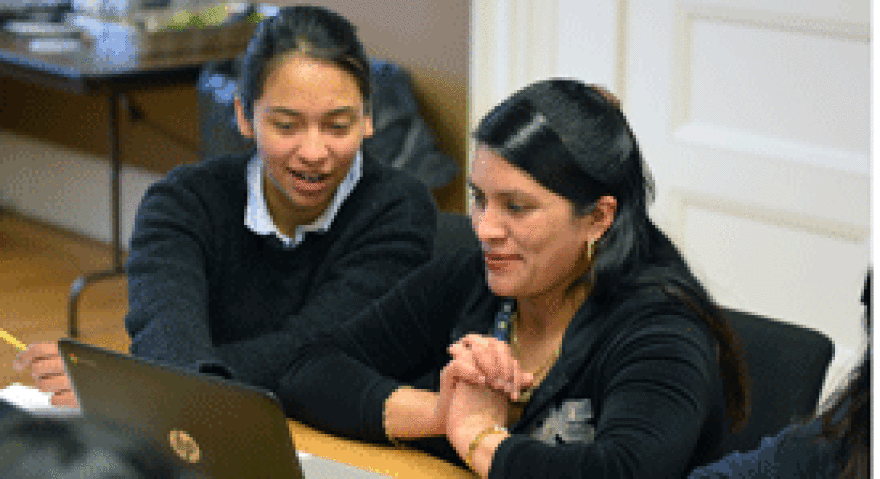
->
xmin=688 ymin=420 xmax=841 ymax=478
xmin=124 ymin=152 xmax=436 ymax=391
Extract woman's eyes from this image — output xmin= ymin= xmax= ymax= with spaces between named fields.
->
xmin=273 ymin=121 xmax=295 ymax=131
xmin=470 ymin=193 xmax=530 ymax=214
xmin=270 ymin=121 xmax=352 ymax=134
xmin=506 ymin=202 xmax=529 ymax=213
xmin=327 ymin=123 xmax=352 ymax=134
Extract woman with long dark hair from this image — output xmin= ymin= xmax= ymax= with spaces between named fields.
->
xmin=278 ymin=78 xmax=749 ymax=478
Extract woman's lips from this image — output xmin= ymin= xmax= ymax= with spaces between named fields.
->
xmin=289 ymin=170 xmax=330 ymax=195
xmin=484 ymin=254 xmax=521 ymax=271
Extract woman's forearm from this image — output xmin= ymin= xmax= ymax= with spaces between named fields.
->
xmin=384 ymin=387 xmax=445 ymax=439
xmin=449 ymin=413 xmax=508 ymax=478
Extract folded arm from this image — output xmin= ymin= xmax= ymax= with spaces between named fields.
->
xmin=483 ymin=317 xmax=718 ymax=479
xmin=277 ymin=252 xmax=481 ymax=442
xmin=125 ymin=178 xmax=221 ymax=371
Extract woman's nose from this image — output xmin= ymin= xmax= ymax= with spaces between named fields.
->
xmin=296 ymin=129 xmax=329 ymax=162
xmin=472 ymin=207 xmax=505 ymax=243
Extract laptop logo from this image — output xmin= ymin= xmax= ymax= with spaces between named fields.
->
xmin=67 ymin=353 xmax=97 ymax=368
xmin=169 ymin=430 xmax=201 ymax=463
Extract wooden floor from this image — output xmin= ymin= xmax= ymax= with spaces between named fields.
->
xmin=0 ymin=209 xmax=130 ymax=387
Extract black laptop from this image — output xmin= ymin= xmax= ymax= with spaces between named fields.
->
xmin=58 ymin=338 xmax=388 ymax=478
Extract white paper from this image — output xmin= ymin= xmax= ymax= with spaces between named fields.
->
xmin=0 ymin=383 xmax=81 ymax=417
xmin=0 ymin=383 xmax=53 ymax=409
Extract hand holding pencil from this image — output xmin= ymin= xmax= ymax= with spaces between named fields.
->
xmin=10 ymin=337 xmax=79 ymax=408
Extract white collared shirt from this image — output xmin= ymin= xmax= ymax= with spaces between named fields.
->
xmin=244 ymin=152 xmax=363 ymax=249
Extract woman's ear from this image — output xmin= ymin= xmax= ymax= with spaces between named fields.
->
xmin=234 ymin=96 xmax=255 ymax=139
xmin=362 ymin=114 xmax=374 ymax=139
xmin=585 ymin=195 xmax=617 ymax=239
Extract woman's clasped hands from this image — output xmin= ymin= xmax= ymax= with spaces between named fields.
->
xmin=444 ymin=334 xmax=533 ymax=401
xmin=437 ymin=334 xmax=533 ymax=476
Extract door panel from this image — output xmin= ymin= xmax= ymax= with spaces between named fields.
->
xmin=470 ymin=0 xmax=870 ymax=401
xmin=625 ymin=0 xmax=870 ymax=400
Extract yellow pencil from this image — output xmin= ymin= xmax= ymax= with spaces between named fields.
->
xmin=0 ymin=329 xmax=26 ymax=351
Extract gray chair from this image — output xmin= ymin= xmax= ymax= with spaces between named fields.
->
xmin=718 ymin=307 xmax=834 ymax=455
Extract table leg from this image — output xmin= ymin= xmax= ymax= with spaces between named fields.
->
xmin=67 ymin=90 xmax=127 ymax=338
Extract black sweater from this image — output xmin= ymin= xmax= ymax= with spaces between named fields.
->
xmin=124 ymin=152 xmax=437 ymax=391
xmin=279 ymin=248 xmax=728 ymax=479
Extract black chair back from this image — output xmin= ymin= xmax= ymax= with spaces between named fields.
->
xmin=719 ymin=307 xmax=834 ymax=455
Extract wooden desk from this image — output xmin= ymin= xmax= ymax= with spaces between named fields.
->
xmin=288 ymin=419 xmax=474 ymax=478
xmin=0 ymin=30 xmax=243 ymax=339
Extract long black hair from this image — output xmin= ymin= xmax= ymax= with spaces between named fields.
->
xmin=819 ymin=351 xmax=870 ymax=478
xmin=814 ymin=271 xmax=870 ymax=478
xmin=474 ymin=78 xmax=749 ymax=430
xmin=0 ymin=414 xmax=204 ymax=479
xmin=237 ymin=5 xmax=371 ymax=122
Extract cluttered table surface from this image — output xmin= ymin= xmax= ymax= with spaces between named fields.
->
xmin=0 ymin=20 xmax=253 ymax=94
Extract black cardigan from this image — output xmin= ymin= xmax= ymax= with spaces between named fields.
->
xmin=279 ymin=248 xmax=728 ymax=479
xmin=124 ymin=152 xmax=437 ymax=391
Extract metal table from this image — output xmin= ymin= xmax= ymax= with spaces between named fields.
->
xmin=0 ymin=30 xmax=241 ymax=337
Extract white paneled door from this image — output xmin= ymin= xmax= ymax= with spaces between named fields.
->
xmin=624 ymin=0 xmax=870 ymax=399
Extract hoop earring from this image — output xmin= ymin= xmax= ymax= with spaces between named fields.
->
xmin=586 ymin=239 xmax=596 ymax=261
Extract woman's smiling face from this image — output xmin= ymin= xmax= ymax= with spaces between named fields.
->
xmin=236 ymin=54 xmax=373 ymax=226
xmin=469 ymin=146 xmax=613 ymax=300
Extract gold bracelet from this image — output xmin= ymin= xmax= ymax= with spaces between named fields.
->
xmin=466 ymin=424 xmax=508 ymax=470
xmin=383 ymin=385 xmax=413 ymax=448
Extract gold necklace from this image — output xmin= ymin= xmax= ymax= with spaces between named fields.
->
xmin=510 ymin=311 xmax=561 ymax=404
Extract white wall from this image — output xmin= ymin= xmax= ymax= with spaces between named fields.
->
xmin=0 ymin=129 xmax=163 ymax=247
xmin=470 ymin=0 xmax=622 ymax=126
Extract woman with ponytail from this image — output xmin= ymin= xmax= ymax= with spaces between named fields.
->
xmin=279 ymin=78 xmax=749 ymax=479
